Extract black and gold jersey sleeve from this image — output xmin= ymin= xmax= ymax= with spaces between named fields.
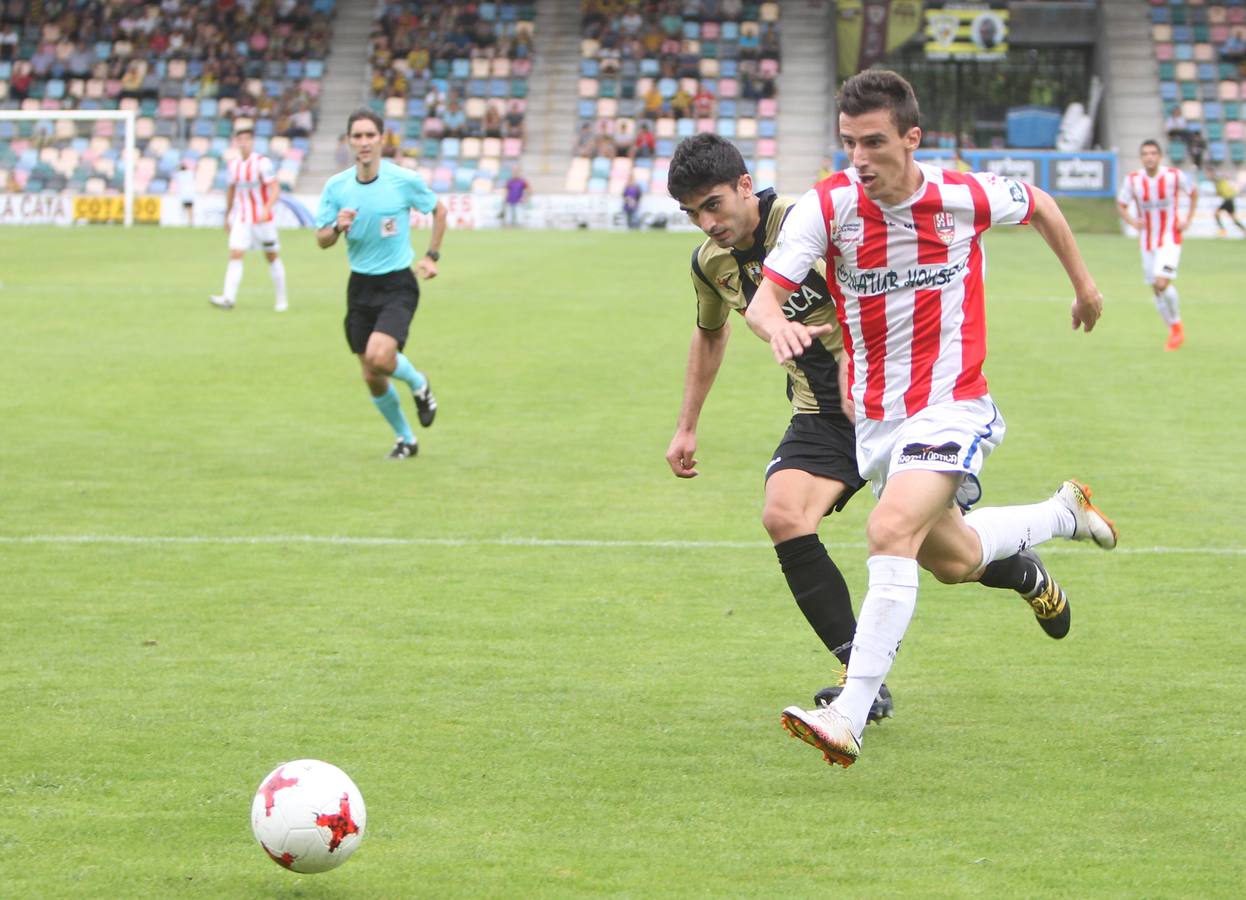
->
xmin=685 ymin=193 xmax=849 ymax=417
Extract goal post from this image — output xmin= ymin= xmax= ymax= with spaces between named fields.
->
xmin=0 ymin=108 xmax=137 ymax=226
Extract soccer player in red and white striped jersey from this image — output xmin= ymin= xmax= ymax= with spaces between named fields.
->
xmin=1116 ymin=140 xmax=1197 ymax=350
xmin=210 ymin=128 xmax=288 ymax=312
xmin=749 ymin=71 xmax=1118 ymax=768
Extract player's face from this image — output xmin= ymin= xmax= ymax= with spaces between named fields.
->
xmin=1140 ymin=144 xmax=1162 ymax=173
xmin=840 ymin=108 xmax=921 ymax=205
xmin=350 ymin=121 xmax=382 ymax=164
xmin=236 ymin=132 xmax=254 ymax=157
xmin=678 ymin=175 xmax=759 ymax=249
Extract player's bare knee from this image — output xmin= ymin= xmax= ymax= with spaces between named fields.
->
xmin=922 ymin=555 xmax=971 ymax=585
xmin=865 ymin=509 xmax=920 ymax=557
xmin=761 ymin=501 xmax=807 ymax=543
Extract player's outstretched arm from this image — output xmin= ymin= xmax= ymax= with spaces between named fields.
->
xmin=416 ymin=201 xmax=448 ymax=279
xmin=744 ymin=277 xmax=836 ymax=362
xmin=1029 ymin=187 xmax=1104 ymax=333
xmin=666 ymin=323 xmax=730 ymax=478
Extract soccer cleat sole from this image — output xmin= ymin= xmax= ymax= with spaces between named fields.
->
xmin=780 ymin=710 xmax=858 ymax=768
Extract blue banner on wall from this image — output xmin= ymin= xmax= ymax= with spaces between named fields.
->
xmin=830 ymin=149 xmax=1118 ymax=197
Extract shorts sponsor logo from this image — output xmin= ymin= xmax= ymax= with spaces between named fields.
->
xmin=934 ymin=211 xmax=955 ymax=244
xmin=898 ymin=441 xmax=961 ymax=466
xmin=1008 ymin=180 xmax=1027 ymax=204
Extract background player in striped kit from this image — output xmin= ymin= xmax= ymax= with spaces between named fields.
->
xmin=749 ymin=70 xmax=1118 ymax=768
xmin=210 ymin=127 xmax=288 ymax=312
xmin=663 ymin=133 xmax=1085 ymax=730
xmin=1115 ymin=140 xmax=1198 ymax=351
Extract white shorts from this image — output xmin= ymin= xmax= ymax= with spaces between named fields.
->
xmin=228 ymin=219 xmax=280 ymax=253
xmin=1140 ymin=243 xmax=1180 ymax=284
xmin=856 ymin=395 xmax=1005 ymax=509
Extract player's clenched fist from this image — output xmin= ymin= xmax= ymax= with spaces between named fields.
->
xmin=336 ymin=208 xmax=357 ymax=234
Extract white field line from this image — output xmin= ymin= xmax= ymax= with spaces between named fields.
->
xmin=0 ymin=534 xmax=1242 ymax=555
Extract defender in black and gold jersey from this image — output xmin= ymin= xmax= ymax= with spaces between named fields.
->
xmin=664 ymin=134 xmax=892 ymax=721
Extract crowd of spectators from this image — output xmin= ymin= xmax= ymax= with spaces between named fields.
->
xmin=577 ymin=0 xmax=780 ymax=159
xmin=1 ymin=0 xmax=334 ymax=140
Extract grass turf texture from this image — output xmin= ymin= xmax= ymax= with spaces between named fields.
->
xmin=1 ymin=224 xmax=1243 ymax=897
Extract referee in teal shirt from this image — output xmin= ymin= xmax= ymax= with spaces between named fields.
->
xmin=316 ymin=108 xmax=448 ymax=459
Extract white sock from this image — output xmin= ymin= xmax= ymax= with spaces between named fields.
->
xmin=269 ymin=258 xmax=287 ymax=304
xmin=1152 ymin=289 xmax=1174 ymax=326
xmin=838 ymin=556 xmax=919 ymax=737
xmin=223 ymin=259 xmax=243 ymax=303
xmin=963 ymin=499 xmax=1075 ymax=568
xmin=1162 ymin=284 xmax=1181 ymax=324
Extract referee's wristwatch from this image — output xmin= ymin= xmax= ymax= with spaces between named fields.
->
xmin=424 ymin=250 xmax=440 ymax=262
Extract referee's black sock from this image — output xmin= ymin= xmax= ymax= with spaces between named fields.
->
xmin=979 ymin=552 xmax=1042 ymax=597
xmin=774 ymin=534 xmax=857 ymax=665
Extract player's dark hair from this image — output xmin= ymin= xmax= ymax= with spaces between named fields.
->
xmin=234 ymin=127 xmax=254 ymax=137
xmin=667 ymin=133 xmax=749 ymax=201
xmin=837 ymin=69 xmax=921 ymax=135
xmin=1141 ymin=139 xmax=1162 ymax=153
xmin=346 ymin=108 xmax=384 ymax=135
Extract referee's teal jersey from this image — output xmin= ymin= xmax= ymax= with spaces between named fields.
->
xmin=316 ymin=161 xmax=438 ymax=274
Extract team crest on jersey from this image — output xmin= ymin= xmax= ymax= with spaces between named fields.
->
xmin=934 ymin=212 xmax=955 ymax=244
xmin=743 ymin=260 xmax=763 ymax=285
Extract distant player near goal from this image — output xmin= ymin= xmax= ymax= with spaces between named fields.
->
xmin=1115 ymin=139 xmax=1197 ymax=351
xmin=210 ymin=127 xmax=289 ymax=312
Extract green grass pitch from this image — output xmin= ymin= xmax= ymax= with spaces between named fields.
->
xmin=1 ymin=220 xmax=1244 ymax=897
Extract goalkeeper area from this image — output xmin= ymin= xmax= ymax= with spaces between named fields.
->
xmin=2 ymin=224 xmax=1246 ymax=895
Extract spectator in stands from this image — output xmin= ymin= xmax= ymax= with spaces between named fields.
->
xmin=483 ymin=103 xmax=503 ymax=139
xmin=693 ymin=84 xmax=716 ymax=119
xmin=643 ymin=82 xmax=664 ymax=118
xmin=286 ymin=105 xmax=314 ymax=139
xmin=633 ymin=121 xmax=656 ymax=158
xmin=575 ymin=122 xmax=596 ymax=157
xmin=176 ymin=159 xmax=197 ymax=226
xmin=0 ymin=25 xmax=16 ymax=61
xmin=1165 ymin=107 xmax=1190 ymax=151
xmin=425 ymin=84 xmax=445 ymax=119
xmin=621 ymin=4 xmax=644 ymax=35
xmin=1187 ymin=128 xmax=1206 ymax=170
xmin=622 ymin=175 xmax=643 ymax=229
xmin=442 ymin=100 xmax=467 ymax=138
xmin=503 ymin=166 xmax=529 ymax=227
xmin=671 ymin=85 xmax=693 ymax=119
xmin=504 ymin=101 xmax=525 ymax=140
xmin=8 ymin=61 xmax=30 ymax=99
xmin=1220 ymin=28 xmax=1246 ymax=62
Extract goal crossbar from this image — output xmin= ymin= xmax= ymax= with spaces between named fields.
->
xmin=0 ymin=108 xmax=137 ymax=226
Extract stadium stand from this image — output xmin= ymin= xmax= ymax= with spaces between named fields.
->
xmin=1152 ymin=0 xmax=1246 ymax=167
xmin=367 ymin=2 xmax=536 ymax=194
xmin=568 ymin=0 xmax=782 ymax=197
xmin=0 ymin=0 xmax=336 ymax=195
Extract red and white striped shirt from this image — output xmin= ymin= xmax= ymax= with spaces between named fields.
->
xmin=227 ymin=152 xmax=277 ymax=224
xmin=1116 ymin=166 xmax=1192 ymax=251
xmin=763 ymin=163 xmax=1034 ymax=422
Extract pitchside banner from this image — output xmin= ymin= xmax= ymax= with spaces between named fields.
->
xmin=924 ymin=2 xmax=1008 ymax=61
xmin=837 ymin=0 xmax=925 ymax=78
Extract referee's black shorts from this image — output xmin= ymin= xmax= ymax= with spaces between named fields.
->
xmin=344 ymin=267 xmax=419 ymax=354
xmin=765 ymin=412 xmax=866 ymax=515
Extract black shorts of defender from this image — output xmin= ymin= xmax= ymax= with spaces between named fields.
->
xmin=1220 ymin=198 xmax=1236 ymax=214
xmin=765 ymin=413 xmax=866 ymax=515
xmin=344 ymin=268 xmax=420 ymax=354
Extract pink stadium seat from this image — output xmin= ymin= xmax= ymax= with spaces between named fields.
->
xmin=695 ymin=117 xmax=714 ymax=133
xmin=579 ymin=78 xmax=598 ymax=98
xmin=492 ymin=58 xmax=511 ymax=77
xmin=759 ymin=58 xmax=779 ymax=78
xmin=502 ymin=137 xmax=522 ymax=157
xmin=168 ymin=58 xmax=186 ymax=79
xmin=610 ymin=156 xmax=632 ymax=178
xmin=136 ymin=117 xmax=155 ymax=139
xmin=20 ymin=97 xmax=39 ymax=110
xmin=1230 ymin=7 xmax=1246 ymax=24
xmin=85 ymin=79 xmax=104 ymax=98
xmin=1221 ymin=80 xmax=1239 ymax=99
xmin=702 ymin=22 xmax=720 ymax=39
xmin=758 ymin=138 xmax=777 ymax=158
xmin=1227 ymin=121 xmax=1245 ymax=140
xmin=1156 ymin=43 xmax=1174 ymax=61
xmin=1209 ymin=5 xmax=1227 ymax=24
xmin=179 ymin=98 xmax=198 ymax=119
xmin=719 ymin=78 xmax=738 ymax=98
xmin=679 ymin=77 xmax=698 ymax=95
xmin=1212 ymin=25 xmax=1230 ymax=42
xmin=1195 ymin=43 xmax=1215 ymax=61
xmin=758 ymin=98 xmax=778 ymax=117
xmin=67 ymin=79 xmax=85 ymax=98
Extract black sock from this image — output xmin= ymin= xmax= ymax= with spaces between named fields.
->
xmin=979 ymin=553 xmax=1043 ymax=597
xmin=774 ymin=534 xmax=856 ymax=665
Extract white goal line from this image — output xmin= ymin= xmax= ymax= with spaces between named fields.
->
xmin=0 ymin=534 xmax=1242 ymax=556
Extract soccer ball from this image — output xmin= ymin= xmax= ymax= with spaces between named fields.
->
xmin=250 ymin=759 xmax=366 ymax=873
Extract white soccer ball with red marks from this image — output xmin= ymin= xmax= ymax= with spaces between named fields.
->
xmin=250 ymin=759 xmax=366 ymax=873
